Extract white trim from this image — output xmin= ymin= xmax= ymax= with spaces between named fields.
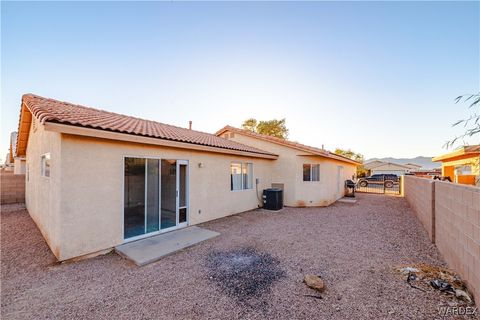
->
xmin=122 ymin=156 xmax=190 ymax=243
xmin=177 ymin=160 xmax=189 ymax=228
xmin=44 ymin=122 xmax=278 ymax=159
xmin=303 ymin=163 xmax=320 ymax=182
xmin=123 ymin=230 xmax=162 ymax=243
xmin=122 ymin=155 xmax=162 ymax=242
xmin=144 ymin=160 xmax=147 ymax=235
xmin=230 ymin=161 xmax=254 ymax=191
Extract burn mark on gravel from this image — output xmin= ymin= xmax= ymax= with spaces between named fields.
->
xmin=206 ymin=247 xmax=285 ymax=305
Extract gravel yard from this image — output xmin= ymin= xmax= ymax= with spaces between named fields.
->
xmin=1 ymin=194 xmax=477 ymax=319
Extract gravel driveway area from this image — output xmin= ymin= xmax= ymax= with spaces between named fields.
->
xmin=1 ymin=194 xmax=477 ymax=319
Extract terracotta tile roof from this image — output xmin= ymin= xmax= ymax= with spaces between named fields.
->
xmin=216 ymin=126 xmax=361 ymax=165
xmin=20 ymin=94 xmax=276 ymax=157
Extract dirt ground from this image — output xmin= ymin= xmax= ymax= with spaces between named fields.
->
xmin=1 ymin=194 xmax=478 ymax=319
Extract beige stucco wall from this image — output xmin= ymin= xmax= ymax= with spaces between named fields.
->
xmin=13 ymin=158 xmax=26 ymax=175
xmin=57 ymin=134 xmax=274 ymax=260
xmin=223 ymin=131 xmax=356 ymax=206
xmin=295 ymin=155 xmax=356 ymax=206
xmin=223 ymin=133 xmax=303 ymax=206
xmin=25 ymin=120 xmax=63 ymax=258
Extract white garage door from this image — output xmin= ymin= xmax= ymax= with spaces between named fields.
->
xmin=371 ymin=169 xmax=406 ymax=176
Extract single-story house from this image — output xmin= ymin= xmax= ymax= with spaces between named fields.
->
xmin=15 ymin=94 xmax=359 ymax=261
xmin=363 ymin=160 xmax=385 ymax=170
xmin=433 ymin=145 xmax=480 ymax=186
xmin=216 ymin=126 xmax=358 ymax=207
xmin=364 ymin=161 xmax=412 ymax=176
xmin=404 ymin=163 xmax=423 ymax=171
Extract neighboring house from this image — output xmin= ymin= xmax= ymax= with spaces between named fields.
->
xmin=363 ymin=160 xmax=385 ymax=171
xmin=4 ymin=152 xmax=13 ymax=169
xmin=404 ymin=163 xmax=423 ymax=171
xmin=410 ymin=169 xmax=442 ymax=177
xmin=366 ymin=161 xmax=412 ymax=176
xmin=14 ymin=94 xmax=359 ymax=261
xmin=9 ymin=131 xmax=26 ymax=175
xmin=432 ymin=145 xmax=480 ymax=186
xmin=216 ymin=126 xmax=359 ymax=208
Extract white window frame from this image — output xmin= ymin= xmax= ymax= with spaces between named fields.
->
xmin=41 ymin=153 xmax=51 ymax=178
xmin=303 ymin=163 xmax=320 ymax=182
xmin=121 ymin=155 xmax=190 ymax=243
xmin=230 ymin=162 xmax=253 ymax=191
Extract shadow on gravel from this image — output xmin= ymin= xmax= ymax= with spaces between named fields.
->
xmin=206 ymin=247 xmax=285 ymax=309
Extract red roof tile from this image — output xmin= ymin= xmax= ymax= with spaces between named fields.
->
xmin=21 ymin=94 xmax=276 ymax=157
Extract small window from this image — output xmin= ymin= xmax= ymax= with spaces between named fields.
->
xmin=231 ymin=162 xmax=253 ymax=190
xmin=231 ymin=162 xmax=242 ymax=190
xmin=243 ymin=163 xmax=253 ymax=189
xmin=230 ymin=132 xmax=235 ymax=138
xmin=303 ymin=164 xmax=311 ymax=181
xmin=303 ymin=164 xmax=320 ymax=181
xmin=41 ymin=153 xmax=51 ymax=177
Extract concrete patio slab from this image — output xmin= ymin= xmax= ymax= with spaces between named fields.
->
xmin=115 ymin=226 xmax=220 ymax=266
xmin=337 ymin=197 xmax=357 ymax=203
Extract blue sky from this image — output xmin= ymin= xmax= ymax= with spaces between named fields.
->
xmin=1 ymin=1 xmax=479 ymax=162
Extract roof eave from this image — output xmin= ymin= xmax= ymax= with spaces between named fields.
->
xmin=15 ymin=101 xmax=33 ymax=157
xmin=217 ymin=126 xmax=360 ymax=165
xmin=44 ymin=122 xmax=279 ymax=160
xmin=433 ymin=150 xmax=480 ymax=162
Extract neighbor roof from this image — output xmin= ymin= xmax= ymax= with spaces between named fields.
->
xmin=432 ymin=145 xmax=480 ymax=162
xmin=363 ymin=160 xmax=386 ymax=170
xmin=404 ymin=163 xmax=422 ymax=168
xmin=215 ymin=126 xmax=361 ymax=165
xmin=16 ymin=94 xmax=277 ymax=158
xmin=364 ymin=160 xmax=412 ymax=170
xmin=368 ymin=162 xmax=412 ymax=170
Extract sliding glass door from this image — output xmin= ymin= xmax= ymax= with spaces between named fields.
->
xmin=161 ymin=160 xmax=177 ymax=230
xmin=124 ymin=157 xmax=189 ymax=240
xmin=124 ymin=158 xmax=160 ymax=239
xmin=146 ymin=159 xmax=160 ymax=233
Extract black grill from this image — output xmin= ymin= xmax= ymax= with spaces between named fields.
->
xmin=344 ymin=180 xmax=356 ymax=197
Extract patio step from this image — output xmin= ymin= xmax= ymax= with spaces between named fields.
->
xmin=115 ymin=226 xmax=220 ymax=266
xmin=337 ymin=197 xmax=357 ymax=204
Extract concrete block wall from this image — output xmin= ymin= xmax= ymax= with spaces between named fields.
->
xmin=1 ymin=173 xmax=26 ymax=204
xmin=434 ymin=181 xmax=480 ymax=302
xmin=404 ymin=176 xmax=480 ymax=302
xmin=404 ymin=175 xmax=435 ymax=242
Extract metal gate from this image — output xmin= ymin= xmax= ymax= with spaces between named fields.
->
xmin=356 ymin=175 xmax=402 ymax=195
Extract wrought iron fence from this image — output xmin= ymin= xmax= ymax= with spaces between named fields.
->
xmin=355 ymin=174 xmax=401 ymax=195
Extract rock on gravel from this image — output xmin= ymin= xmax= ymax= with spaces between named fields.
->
xmin=2 ymin=195 xmax=477 ymax=320
xmin=304 ymin=275 xmax=325 ymax=292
